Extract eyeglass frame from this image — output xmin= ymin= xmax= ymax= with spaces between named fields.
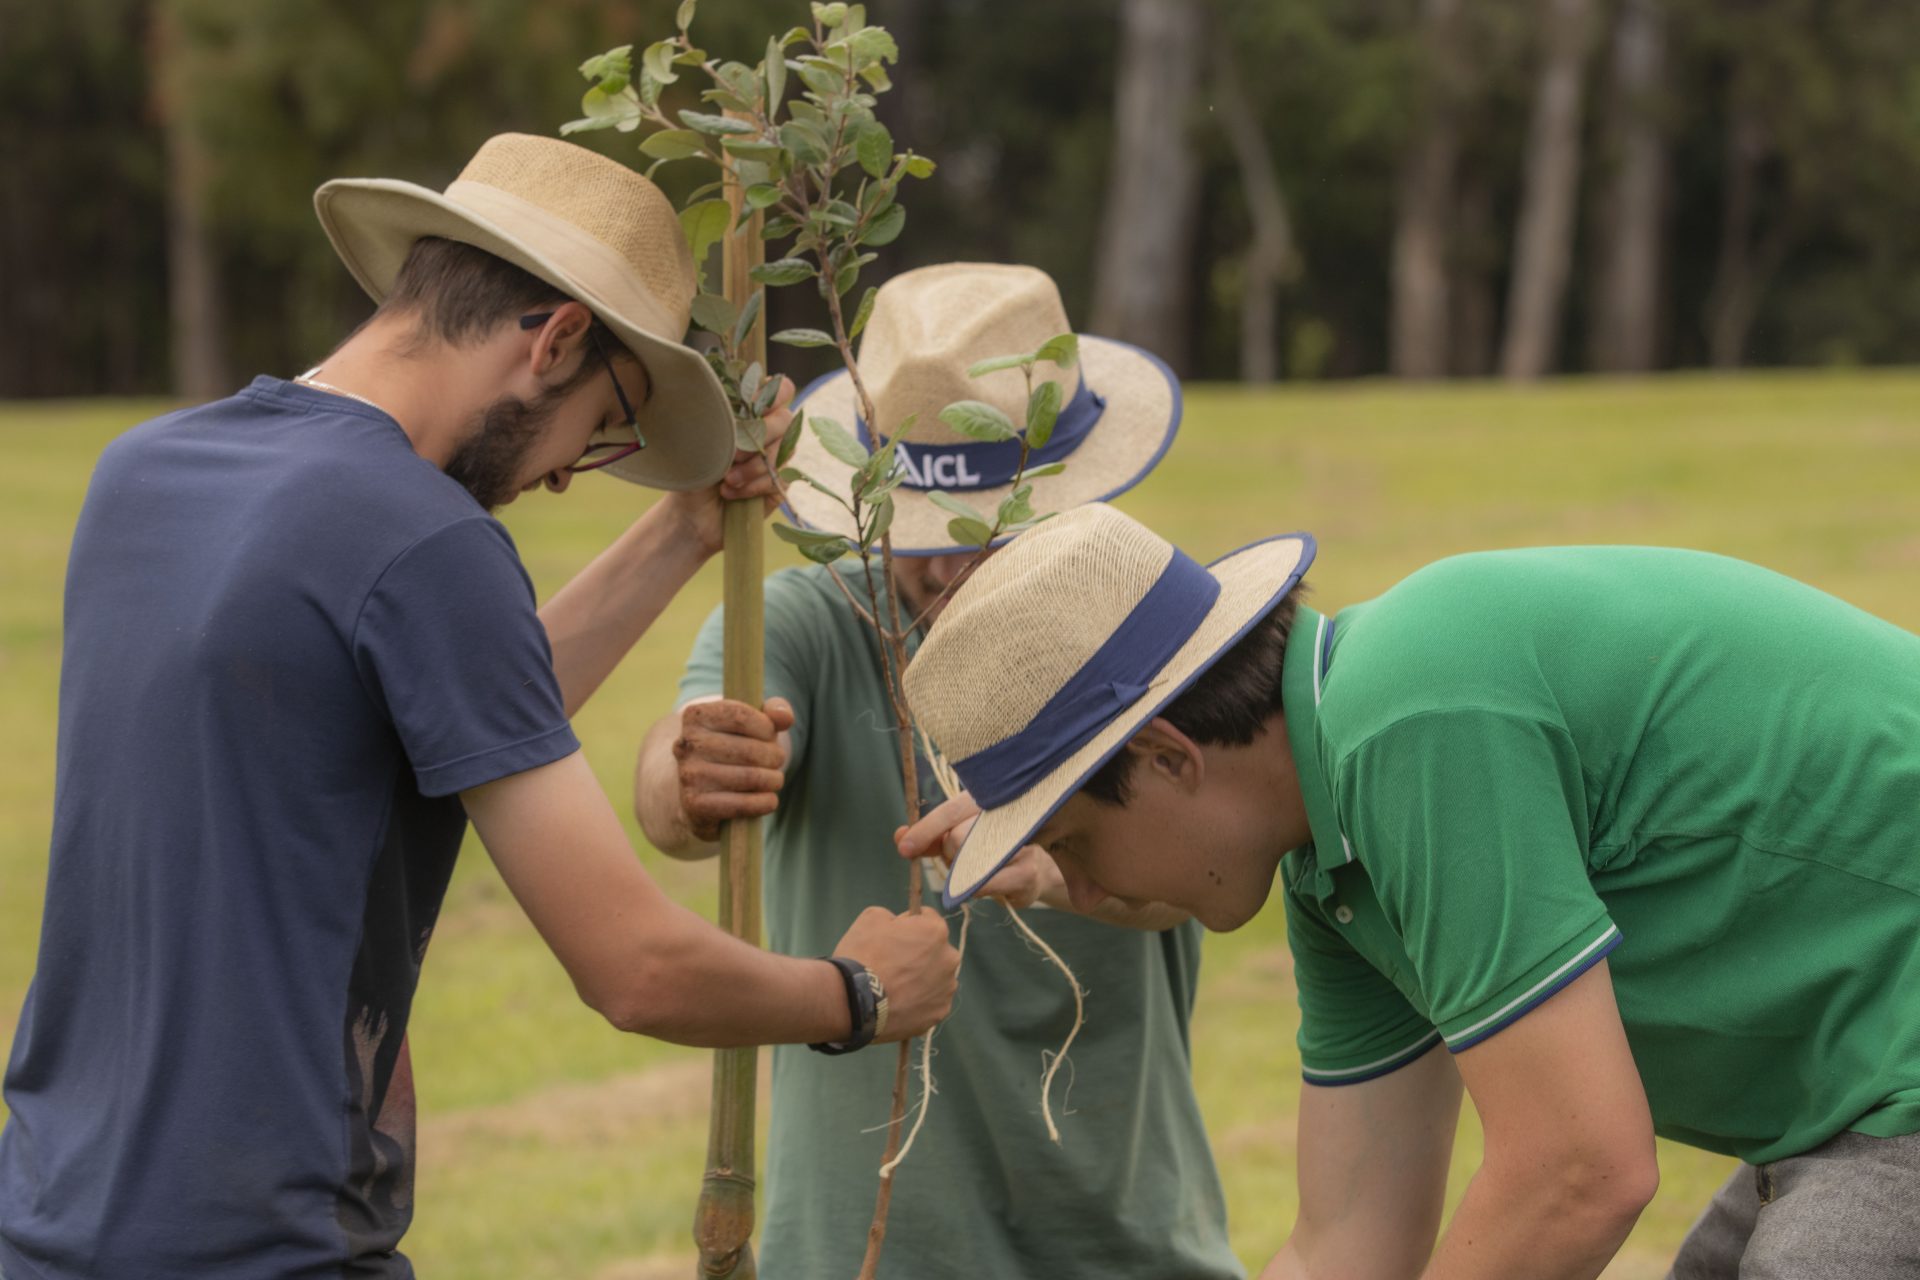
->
xmin=518 ymin=311 xmax=647 ymax=473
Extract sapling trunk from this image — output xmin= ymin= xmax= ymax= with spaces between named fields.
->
xmin=692 ymin=140 xmax=767 ymax=1280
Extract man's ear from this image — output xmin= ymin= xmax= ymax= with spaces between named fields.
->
xmin=525 ymin=301 xmax=594 ymax=379
xmin=1129 ymin=717 xmax=1205 ymax=793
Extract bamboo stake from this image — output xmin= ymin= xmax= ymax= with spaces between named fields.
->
xmin=693 ymin=142 xmax=766 ymax=1280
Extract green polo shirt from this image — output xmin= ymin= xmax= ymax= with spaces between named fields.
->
xmin=681 ymin=564 xmax=1241 ymax=1280
xmin=1279 ymin=546 xmax=1920 ymax=1165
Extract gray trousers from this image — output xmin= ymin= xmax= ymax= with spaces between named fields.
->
xmin=1667 ymin=1129 xmax=1920 ymax=1279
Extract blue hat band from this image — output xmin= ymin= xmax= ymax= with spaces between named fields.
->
xmin=857 ymin=376 xmax=1107 ymax=492
xmin=951 ymin=547 xmax=1221 ymax=809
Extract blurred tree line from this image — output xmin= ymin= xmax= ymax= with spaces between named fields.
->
xmin=4 ymin=0 xmax=1917 ymax=399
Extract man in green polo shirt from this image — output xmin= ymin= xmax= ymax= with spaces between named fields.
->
xmin=632 ymin=268 xmax=1242 ymax=1278
xmin=899 ymin=504 xmax=1920 ymax=1279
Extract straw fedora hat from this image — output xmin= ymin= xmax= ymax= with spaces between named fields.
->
xmin=784 ymin=263 xmax=1180 ymax=553
xmin=904 ymin=504 xmax=1315 ymax=907
xmin=313 ymin=133 xmax=733 ymax=491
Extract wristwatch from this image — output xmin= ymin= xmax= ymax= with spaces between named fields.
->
xmin=808 ymin=956 xmax=883 ymax=1055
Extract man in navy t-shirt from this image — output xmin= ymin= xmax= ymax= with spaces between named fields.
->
xmin=0 ymin=135 xmax=959 ymax=1279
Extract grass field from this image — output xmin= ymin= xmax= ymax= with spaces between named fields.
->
xmin=2 ymin=371 xmax=1917 ymax=1277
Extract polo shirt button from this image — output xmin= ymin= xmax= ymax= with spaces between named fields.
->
xmin=1334 ymin=905 xmax=1355 ymax=924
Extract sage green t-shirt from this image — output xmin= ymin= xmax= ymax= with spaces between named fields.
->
xmin=681 ymin=564 xmax=1241 ymax=1280
xmin=1280 ymin=547 xmax=1920 ymax=1164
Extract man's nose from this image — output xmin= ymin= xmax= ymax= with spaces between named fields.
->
xmin=1059 ymin=859 xmax=1109 ymax=913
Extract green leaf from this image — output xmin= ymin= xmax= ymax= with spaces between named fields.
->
xmin=997 ymin=489 xmax=1035 ymax=527
xmin=927 ymin=490 xmax=984 ymax=522
xmin=809 ymin=414 xmax=870 ymax=467
xmin=794 ymin=61 xmax=844 ymax=99
xmin=947 ymin=517 xmax=995 ymax=547
xmin=702 ymin=89 xmax=753 ymax=113
xmin=865 ymin=495 xmax=894 ymax=546
xmin=640 ymin=129 xmax=707 ymax=161
xmin=771 ymin=327 xmax=837 ymax=348
xmin=732 ymin=291 xmax=763 ymax=349
xmin=765 ymin=38 xmax=787 ymax=112
xmin=689 ymin=291 xmax=737 ymax=336
xmin=760 ymin=212 xmax=802 ymax=239
xmin=775 ymin=408 xmax=804 ymax=467
xmin=811 ymin=2 xmax=849 ymax=28
xmin=720 ymin=138 xmax=783 ymax=163
xmin=751 ymin=258 xmax=816 ymax=286
xmin=744 ymin=183 xmax=784 ymax=210
xmin=937 ymin=400 xmax=1018 ymax=442
xmin=676 ymin=0 xmax=697 ymax=29
xmin=848 ymin=28 xmax=899 ymax=66
xmin=717 ymin=61 xmax=760 ymax=108
xmin=1025 ymin=379 xmax=1063 ymax=447
xmin=833 ymin=258 xmax=860 ymax=296
xmin=1034 ymin=333 xmax=1080 ymax=368
xmin=772 ymin=522 xmax=852 ymax=564
xmin=779 ymin=120 xmax=829 ymax=168
xmin=678 ymin=111 xmax=756 ymax=135
xmin=966 ymin=353 xmax=1033 ymax=378
xmin=735 ymin=417 xmax=767 ymax=453
xmin=566 ymin=84 xmax=642 ymax=136
xmin=849 ymin=286 xmax=878 ymax=339
xmin=740 ymin=361 xmax=764 ymax=405
xmin=679 ymin=199 xmax=732 ymax=268
xmin=855 ymin=120 xmax=892 ymax=178
xmin=643 ymin=40 xmax=680 ymax=86
xmin=578 ymin=46 xmax=633 ymax=86
xmin=859 ymin=61 xmax=892 ymax=92
xmin=859 ymin=201 xmax=905 ymax=247
xmin=1024 ymin=461 xmax=1067 ymax=478
xmin=903 ymin=154 xmax=935 ymax=179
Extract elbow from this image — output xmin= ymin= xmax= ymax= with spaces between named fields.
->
xmin=1551 ymin=1146 xmax=1660 ymax=1243
xmin=580 ymin=950 xmax=683 ymax=1040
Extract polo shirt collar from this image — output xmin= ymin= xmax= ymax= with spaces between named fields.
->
xmin=1282 ymin=605 xmax=1350 ymax=886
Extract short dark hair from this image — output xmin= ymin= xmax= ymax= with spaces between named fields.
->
xmin=377 ymin=236 xmax=631 ymax=364
xmin=1078 ymin=584 xmax=1306 ymax=806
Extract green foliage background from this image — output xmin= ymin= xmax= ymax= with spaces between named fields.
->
xmin=3 ymin=372 xmax=1918 ymax=1275
xmin=5 ymin=0 xmax=1919 ymax=395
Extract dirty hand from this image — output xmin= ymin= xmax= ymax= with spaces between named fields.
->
xmin=832 ymin=905 xmax=961 ymax=1042
xmin=894 ymin=793 xmax=1059 ymax=910
xmin=671 ymin=696 xmax=794 ymax=843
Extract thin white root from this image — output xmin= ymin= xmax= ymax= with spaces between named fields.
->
xmin=917 ymin=733 xmax=1088 ymax=1145
xmin=879 ymin=903 xmax=971 ymax=1176
xmin=1002 ymin=902 xmax=1084 ymax=1144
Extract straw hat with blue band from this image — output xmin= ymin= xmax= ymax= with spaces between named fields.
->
xmin=904 ymin=504 xmax=1315 ymax=907
xmin=783 ymin=263 xmax=1181 ymax=554
xmin=313 ymin=133 xmax=736 ymax=492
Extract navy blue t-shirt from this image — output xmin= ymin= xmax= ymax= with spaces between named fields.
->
xmin=0 ymin=378 xmax=580 ymax=1279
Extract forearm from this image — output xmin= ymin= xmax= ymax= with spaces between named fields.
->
xmin=594 ymin=895 xmax=848 ymax=1047
xmin=634 ymin=712 xmax=718 ymax=858
xmin=541 ymin=502 xmax=710 ymax=716
xmin=1421 ymin=1163 xmax=1642 ymax=1280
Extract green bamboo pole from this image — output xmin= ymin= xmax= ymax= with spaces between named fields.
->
xmin=693 ymin=146 xmax=765 ymax=1280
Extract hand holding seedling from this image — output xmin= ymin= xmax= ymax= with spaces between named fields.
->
xmin=832 ymin=905 xmax=961 ymax=1042
xmin=657 ymin=376 xmax=796 ymax=556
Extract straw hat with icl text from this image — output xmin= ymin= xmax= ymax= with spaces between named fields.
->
xmin=785 ymin=263 xmax=1181 ymax=553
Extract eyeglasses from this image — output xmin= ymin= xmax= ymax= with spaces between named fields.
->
xmin=519 ymin=312 xmax=646 ymax=473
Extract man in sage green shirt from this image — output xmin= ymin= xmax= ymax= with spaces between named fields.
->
xmin=900 ymin=505 xmax=1920 ymax=1280
xmin=635 ymin=268 xmax=1241 ymax=1278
